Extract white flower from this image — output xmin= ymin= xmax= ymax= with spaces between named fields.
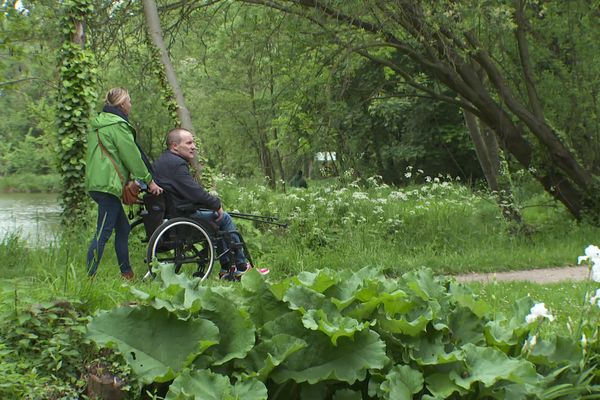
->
xmin=404 ymin=172 xmax=412 ymax=178
xmin=590 ymin=289 xmax=600 ymax=306
xmin=592 ymin=265 xmax=600 ymax=283
xmin=525 ymin=303 xmax=555 ymax=323
xmin=578 ymin=244 xmax=600 ymax=265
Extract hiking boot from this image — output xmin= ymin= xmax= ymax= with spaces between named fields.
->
xmin=121 ymin=270 xmax=135 ymax=281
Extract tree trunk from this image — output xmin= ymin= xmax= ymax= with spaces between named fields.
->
xmin=142 ymin=0 xmax=204 ymax=179
xmin=463 ymin=108 xmax=523 ymax=224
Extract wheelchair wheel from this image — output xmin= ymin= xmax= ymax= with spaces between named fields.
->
xmin=146 ymin=217 xmax=215 ymax=281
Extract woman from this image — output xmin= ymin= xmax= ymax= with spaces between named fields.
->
xmin=85 ymin=87 xmax=162 ymax=279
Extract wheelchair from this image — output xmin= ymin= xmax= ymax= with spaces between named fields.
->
xmin=130 ymin=191 xmax=285 ymax=281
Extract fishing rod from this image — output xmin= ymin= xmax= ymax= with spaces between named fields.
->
xmin=229 ymin=212 xmax=288 ymax=228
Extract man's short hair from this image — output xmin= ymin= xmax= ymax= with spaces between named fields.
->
xmin=166 ymin=128 xmax=192 ymax=149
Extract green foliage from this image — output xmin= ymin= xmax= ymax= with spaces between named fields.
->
xmin=0 ymin=300 xmax=90 ymax=398
xmin=56 ymin=0 xmax=98 ymax=221
xmin=87 ymin=265 xmax=600 ymax=399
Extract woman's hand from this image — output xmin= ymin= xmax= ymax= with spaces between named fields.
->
xmin=148 ymin=180 xmax=163 ymax=195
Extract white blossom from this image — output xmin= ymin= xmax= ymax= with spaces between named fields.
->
xmin=593 ymin=265 xmax=600 ymax=283
xmin=579 ymin=245 xmax=600 ymax=282
xmin=578 ymin=244 xmax=600 ymax=264
xmin=525 ymin=303 xmax=555 ymax=323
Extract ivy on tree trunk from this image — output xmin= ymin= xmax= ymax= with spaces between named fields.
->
xmin=57 ymin=0 xmax=97 ymax=222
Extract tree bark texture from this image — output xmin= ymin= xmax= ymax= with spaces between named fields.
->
xmin=142 ymin=0 xmax=204 ymax=179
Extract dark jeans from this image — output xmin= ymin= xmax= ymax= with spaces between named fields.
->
xmin=86 ymin=191 xmax=132 ymax=275
xmin=192 ymin=210 xmax=246 ymax=268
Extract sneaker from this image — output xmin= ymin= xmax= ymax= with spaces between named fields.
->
xmin=236 ymin=263 xmax=270 ymax=276
xmin=121 ymin=270 xmax=135 ymax=281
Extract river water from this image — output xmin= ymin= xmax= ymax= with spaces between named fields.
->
xmin=0 ymin=193 xmax=62 ymax=244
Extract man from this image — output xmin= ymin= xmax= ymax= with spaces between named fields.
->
xmin=289 ymin=170 xmax=308 ymax=188
xmin=152 ymin=128 xmax=269 ymax=279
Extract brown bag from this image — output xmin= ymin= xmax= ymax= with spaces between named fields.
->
xmin=122 ymin=180 xmax=141 ymax=205
xmin=96 ymin=130 xmax=141 ymax=205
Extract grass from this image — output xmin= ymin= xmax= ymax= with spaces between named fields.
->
xmin=468 ymin=280 xmax=595 ymax=337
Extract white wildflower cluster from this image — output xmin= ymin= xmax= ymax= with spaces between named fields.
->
xmin=352 ymin=192 xmax=370 ymax=200
xmin=577 ymin=244 xmax=600 ymax=282
xmin=389 ymin=191 xmax=408 ymax=201
xmin=525 ymin=303 xmax=555 ymax=324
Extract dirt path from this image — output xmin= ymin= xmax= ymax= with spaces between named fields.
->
xmin=453 ymin=265 xmax=590 ymax=284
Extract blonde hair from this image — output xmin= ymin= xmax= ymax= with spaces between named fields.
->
xmin=104 ymin=87 xmax=130 ymax=107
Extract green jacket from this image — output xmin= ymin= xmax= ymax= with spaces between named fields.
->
xmin=85 ymin=112 xmax=152 ymax=198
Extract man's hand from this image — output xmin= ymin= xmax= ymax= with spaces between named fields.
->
xmin=216 ymin=207 xmax=224 ymax=222
xmin=148 ymin=180 xmax=163 ymax=195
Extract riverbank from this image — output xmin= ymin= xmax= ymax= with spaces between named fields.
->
xmin=0 ymin=173 xmax=60 ymax=193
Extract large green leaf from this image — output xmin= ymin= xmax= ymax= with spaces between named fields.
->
xmin=453 ymin=344 xmax=539 ymax=389
xmin=380 ymin=365 xmax=424 ymax=400
xmin=241 ymin=269 xmax=291 ymax=327
xmin=449 ymin=282 xmax=489 ymax=318
xmin=296 ymin=269 xmax=338 ymax=292
xmin=448 ymin=306 xmax=485 ymax=345
xmin=528 ymin=335 xmax=581 ymax=366
xmin=378 ymin=310 xmax=432 ymax=336
xmin=87 ymin=306 xmax=218 ymax=384
xmin=403 ymin=269 xmax=446 ymax=301
xmin=198 ymin=289 xmax=256 ymax=366
xmin=347 ymin=289 xmax=413 ymax=320
xmin=302 ymin=308 xmax=372 ymax=344
xmin=425 ymin=372 xmax=467 ymax=398
xmin=235 ymin=334 xmax=307 ymax=380
xmin=411 ymin=339 xmax=463 ymax=366
xmin=271 ymin=330 xmax=388 ymax=384
xmin=165 ymin=369 xmax=267 ymax=400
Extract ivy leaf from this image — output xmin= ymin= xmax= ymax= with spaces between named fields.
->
xmin=86 ymin=306 xmax=218 ymax=384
